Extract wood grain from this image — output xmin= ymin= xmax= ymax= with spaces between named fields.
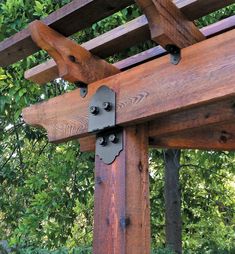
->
xmin=29 ymin=21 xmax=119 ymax=84
xmin=175 ymin=0 xmax=235 ymax=21
xmin=150 ymin=122 xmax=235 ymax=151
xmin=1 ymin=0 xmax=234 ymax=67
xmin=93 ymin=125 xmax=150 ymax=254
xmin=0 ymin=0 xmax=133 ymax=67
xmin=22 ymin=30 xmax=235 ymax=143
xmin=136 ymin=0 xmax=205 ymax=48
xmin=80 ymin=98 xmax=235 ymax=152
xmin=25 ymin=14 xmax=235 ymax=84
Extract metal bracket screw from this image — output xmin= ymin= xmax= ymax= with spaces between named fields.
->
xmin=90 ymin=106 xmax=99 ymax=115
xmin=166 ymin=44 xmax=181 ymax=65
xmin=109 ymin=133 xmax=118 ymax=143
xmin=75 ymin=81 xmax=88 ymax=98
xmin=96 ymin=128 xmax=123 ymax=165
xmin=88 ymin=86 xmax=116 ymax=132
xmin=97 ymin=136 xmax=106 ymax=146
xmin=120 ymin=217 xmax=131 ymax=230
xmin=68 ymin=55 xmax=76 ymax=63
xmin=103 ymin=102 xmax=112 ymax=111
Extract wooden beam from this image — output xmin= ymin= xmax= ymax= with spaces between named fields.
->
xmin=93 ymin=125 xmax=150 ymax=253
xmin=0 ymin=0 xmax=133 ymax=67
xmin=1 ymin=0 xmax=234 ymax=67
xmin=29 ymin=21 xmax=119 ymax=84
xmin=25 ymin=15 xmax=235 ymax=84
xmin=22 ymin=30 xmax=235 ymax=143
xmin=135 ymin=0 xmax=205 ymax=49
xmin=149 ymin=122 xmax=235 ymax=151
xmin=175 ymin=0 xmax=235 ymax=21
xmin=80 ymin=98 xmax=235 ymax=152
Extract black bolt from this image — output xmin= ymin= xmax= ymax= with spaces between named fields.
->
xmin=120 ymin=217 xmax=130 ymax=230
xmin=109 ymin=134 xmax=118 ymax=143
xmin=103 ymin=102 xmax=112 ymax=111
xmin=165 ymin=44 xmax=180 ymax=54
xmin=90 ymin=106 xmax=99 ymax=115
xmin=98 ymin=136 xmax=106 ymax=146
xmin=68 ymin=55 xmax=76 ymax=62
xmin=96 ymin=176 xmax=102 ymax=185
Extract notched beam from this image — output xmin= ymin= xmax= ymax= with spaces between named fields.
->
xmin=25 ymin=16 xmax=235 ymax=84
xmin=22 ymin=30 xmax=235 ymax=143
xmin=136 ymin=0 xmax=205 ymax=49
xmin=29 ymin=21 xmax=120 ymax=84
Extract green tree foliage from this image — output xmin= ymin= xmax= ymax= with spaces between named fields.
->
xmin=0 ymin=0 xmax=234 ymax=253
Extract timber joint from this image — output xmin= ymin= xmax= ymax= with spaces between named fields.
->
xmin=88 ymin=85 xmax=123 ymax=165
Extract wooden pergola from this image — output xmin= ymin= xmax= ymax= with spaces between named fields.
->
xmin=0 ymin=0 xmax=235 ymax=253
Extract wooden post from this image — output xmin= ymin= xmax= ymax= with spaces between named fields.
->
xmin=93 ymin=125 xmax=151 ymax=254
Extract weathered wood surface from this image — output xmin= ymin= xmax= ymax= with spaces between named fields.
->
xmin=150 ymin=122 xmax=235 ymax=151
xmin=22 ymin=30 xmax=235 ymax=143
xmin=25 ymin=15 xmax=235 ymax=84
xmin=0 ymin=0 xmax=133 ymax=67
xmin=93 ymin=125 xmax=150 ymax=254
xmin=80 ymin=98 xmax=235 ymax=152
xmin=136 ymin=0 xmax=205 ymax=48
xmin=175 ymin=0 xmax=235 ymax=21
xmin=29 ymin=21 xmax=119 ymax=84
xmin=1 ymin=0 xmax=234 ymax=67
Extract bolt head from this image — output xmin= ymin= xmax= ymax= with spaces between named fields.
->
xmin=166 ymin=44 xmax=180 ymax=54
xmin=68 ymin=55 xmax=76 ymax=62
xmin=109 ymin=134 xmax=118 ymax=143
xmin=103 ymin=102 xmax=112 ymax=111
xmin=90 ymin=106 xmax=99 ymax=115
xmin=98 ymin=136 xmax=106 ymax=146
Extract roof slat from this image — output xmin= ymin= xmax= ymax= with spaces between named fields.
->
xmin=0 ymin=0 xmax=234 ymax=67
xmin=25 ymin=15 xmax=235 ymax=84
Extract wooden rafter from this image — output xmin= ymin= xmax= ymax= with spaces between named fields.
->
xmin=29 ymin=21 xmax=119 ymax=84
xmin=22 ymin=30 xmax=235 ymax=144
xmin=0 ymin=0 xmax=234 ymax=67
xmin=24 ymin=16 xmax=235 ymax=84
xmin=0 ymin=0 xmax=133 ymax=67
xmin=135 ymin=0 xmax=205 ymax=48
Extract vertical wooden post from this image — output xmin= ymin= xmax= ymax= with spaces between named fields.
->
xmin=93 ymin=125 xmax=151 ymax=254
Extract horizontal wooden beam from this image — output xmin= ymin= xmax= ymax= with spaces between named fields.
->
xmin=1 ymin=0 xmax=234 ymax=67
xmin=25 ymin=15 xmax=235 ymax=84
xmin=0 ymin=0 xmax=133 ymax=67
xmin=175 ymin=0 xmax=235 ymax=21
xmin=80 ymin=97 xmax=235 ymax=152
xmin=150 ymin=122 xmax=235 ymax=151
xmin=29 ymin=21 xmax=120 ymax=84
xmin=22 ymin=30 xmax=235 ymax=143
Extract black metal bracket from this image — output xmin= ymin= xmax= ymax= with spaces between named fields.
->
xmin=165 ymin=44 xmax=181 ymax=65
xmin=88 ymin=85 xmax=116 ymax=133
xmin=96 ymin=128 xmax=123 ymax=165
xmin=88 ymin=85 xmax=122 ymax=164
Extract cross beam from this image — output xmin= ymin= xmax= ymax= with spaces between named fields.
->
xmin=0 ymin=0 xmax=234 ymax=67
xmin=23 ymin=30 xmax=235 ymax=145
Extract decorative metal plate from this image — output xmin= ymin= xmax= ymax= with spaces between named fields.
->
xmin=88 ymin=85 xmax=116 ymax=132
xmin=96 ymin=128 xmax=123 ymax=165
